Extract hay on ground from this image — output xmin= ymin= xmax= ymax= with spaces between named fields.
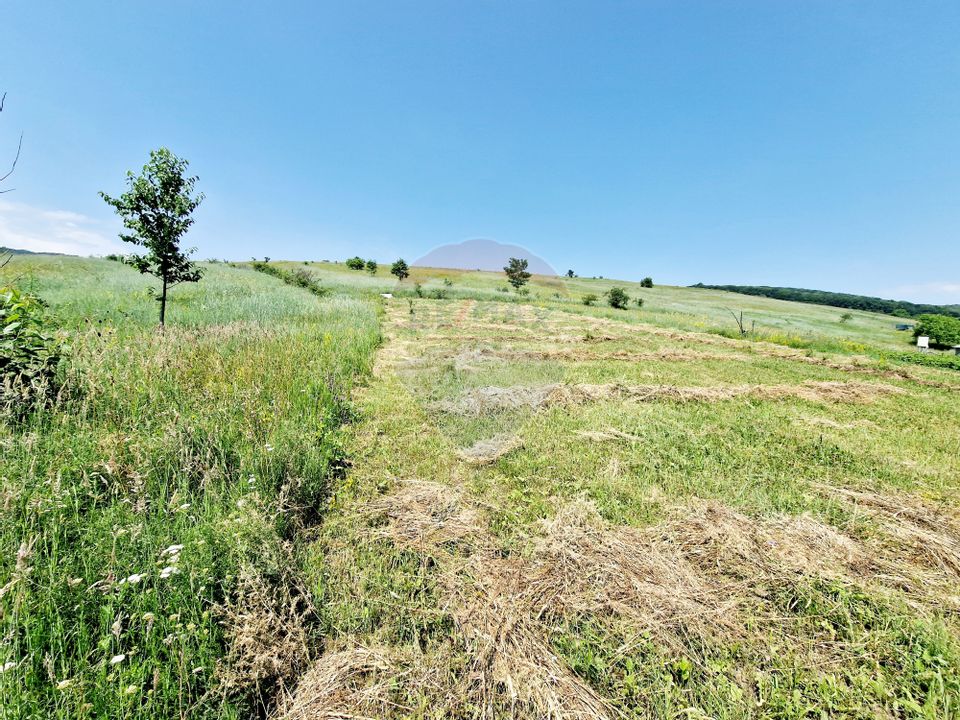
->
xmin=575 ymin=428 xmax=643 ymax=443
xmin=436 ymin=381 xmax=902 ymax=415
xmin=457 ymin=434 xmax=523 ymax=465
xmin=816 ymin=485 xmax=960 ymax=578
xmin=367 ymin=480 xmax=480 ymax=548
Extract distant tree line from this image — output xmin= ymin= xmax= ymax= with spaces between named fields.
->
xmin=691 ymin=284 xmax=960 ymax=319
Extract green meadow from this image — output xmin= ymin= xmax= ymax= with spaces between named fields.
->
xmin=3 ymin=254 xmax=960 ymax=719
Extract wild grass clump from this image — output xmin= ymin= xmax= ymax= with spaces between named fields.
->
xmin=0 ymin=259 xmax=379 ymax=718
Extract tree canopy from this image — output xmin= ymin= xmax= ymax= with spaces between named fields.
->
xmin=914 ymin=314 xmax=960 ymax=348
xmin=391 ymin=259 xmax=410 ymax=281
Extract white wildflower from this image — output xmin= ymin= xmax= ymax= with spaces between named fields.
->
xmin=161 ymin=544 xmax=184 ymax=556
xmin=110 ymin=654 xmax=125 ymax=665
xmin=56 ymin=679 xmax=73 ymax=690
xmin=119 ymin=573 xmax=144 ymax=586
xmin=160 ymin=566 xmax=180 ymax=579
xmin=0 ymin=661 xmax=16 ymax=673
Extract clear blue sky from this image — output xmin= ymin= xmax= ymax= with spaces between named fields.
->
xmin=4 ymin=1 xmax=959 ymax=302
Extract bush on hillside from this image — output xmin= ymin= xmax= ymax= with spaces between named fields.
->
xmin=1 ymin=287 xmax=66 ymax=417
xmin=582 ymin=293 xmax=598 ymax=306
xmin=607 ymin=286 xmax=630 ymax=309
xmin=914 ymin=314 xmax=960 ymax=348
xmin=640 ymin=277 xmax=654 ymax=288
xmin=365 ymin=259 xmax=377 ymax=274
xmin=345 ymin=256 xmax=365 ymax=270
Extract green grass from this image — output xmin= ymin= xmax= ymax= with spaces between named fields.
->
xmin=4 ymin=254 xmax=960 ymax=719
xmin=0 ymin=256 xmax=379 ymax=718
xmin=308 ymin=295 xmax=960 ymax=718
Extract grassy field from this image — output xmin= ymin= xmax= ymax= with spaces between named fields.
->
xmin=289 ymin=296 xmax=960 ymax=719
xmin=3 ymin=254 xmax=960 ymax=719
xmin=261 ymin=260 xmax=929 ymax=353
xmin=0 ymin=256 xmax=380 ymax=718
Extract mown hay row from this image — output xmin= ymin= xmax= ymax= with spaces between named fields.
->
xmin=434 ymin=380 xmax=904 ymax=415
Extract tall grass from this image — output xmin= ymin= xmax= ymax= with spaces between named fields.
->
xmin=0 ymin=257 xmax=380 ymax=718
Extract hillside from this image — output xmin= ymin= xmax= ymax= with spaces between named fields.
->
xmin=692 ymin=283 xmax=960 ymax=319
xmin=259 ymin=259 xmax=929 ymax=352
xmin=3 ymin=254 xmax=960 ymax=719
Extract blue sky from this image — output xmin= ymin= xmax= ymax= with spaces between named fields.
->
xmin=3 ymin=1 xmax=959 ymax=302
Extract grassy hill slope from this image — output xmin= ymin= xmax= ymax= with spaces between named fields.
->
xmin=3 ymin=253 xmax=959 ymax=718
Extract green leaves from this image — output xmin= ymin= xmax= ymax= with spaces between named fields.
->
xmin=914 ymin=314 xmax=960 ymax=348
xmin=0 ymin=286 xmax=65 ymax=417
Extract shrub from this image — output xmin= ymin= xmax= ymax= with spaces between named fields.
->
xmin=640 ymin=277 xmax=654 ymax=288
xmin=607 ymin=287 xmax=629 ymax=309
xmin=582 ymin=293 xmax=598 ymax=306
xmin=914 ymin=314 xmax=960 ymax=348
xmin=634 ymin=297 xmax=644 ymax=308
xmin=443 ymin=278 xmax=453 ymax=287
xmin=345 ymin=256 xmax=365 ymax=270
xmin=365 ymin=259 xmax=377 ymax=274
xmin=252 ymin=262 xmax=327 ymax=297
xmin=0 ymin=287 xmax=65 ymax=417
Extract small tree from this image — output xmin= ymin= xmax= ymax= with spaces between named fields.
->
xmin=640 ymin=277 xmax=654 ymax=288
xmin=390 ymin=258 xmax=410 ymax=281
xmin=346 ymin=256 xmax=365 ymax=270
xmin=100 ymin=148 xmax=204 ymax=325
xmin=607 ymin=287 xmax=629 ymax=309
xmin=634 ymin=297 xmax=644 ymax=308
xmin=582 ymin=293 xmax=598 ymax=306
xmin=839 ymin=312 xmax=853 ymax=324
xmin=566 ymin=269 xmax=575 ymax=278
xmin=504 ymin=257 xmax=531 ymax=291
xmin=914 ymin=314 xmax=960 ymax=348
xmin=365 ymin=259 xmax=378 ymax=274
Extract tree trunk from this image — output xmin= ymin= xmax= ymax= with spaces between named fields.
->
xmin=159 ymin=278 xmax=168 ymax=326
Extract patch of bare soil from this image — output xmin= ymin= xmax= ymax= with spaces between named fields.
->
xmin=457 ymin=434 xmax=523 ymax=465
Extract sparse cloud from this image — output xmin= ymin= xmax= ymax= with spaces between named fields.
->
xmin=886 ymin=281 xmax=960 ymax=305
xmin=0 ymin=200 xmax=123 ymax=256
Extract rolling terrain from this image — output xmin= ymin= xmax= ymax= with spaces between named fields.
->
xmin=2 ymin=254 xmax=959 ymax=718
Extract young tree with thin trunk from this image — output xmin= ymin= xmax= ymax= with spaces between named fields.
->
xmin=504 ymin=257 xmax=531 ymax=291
xmin=100 ymin=148 xmax=204 ymax=325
